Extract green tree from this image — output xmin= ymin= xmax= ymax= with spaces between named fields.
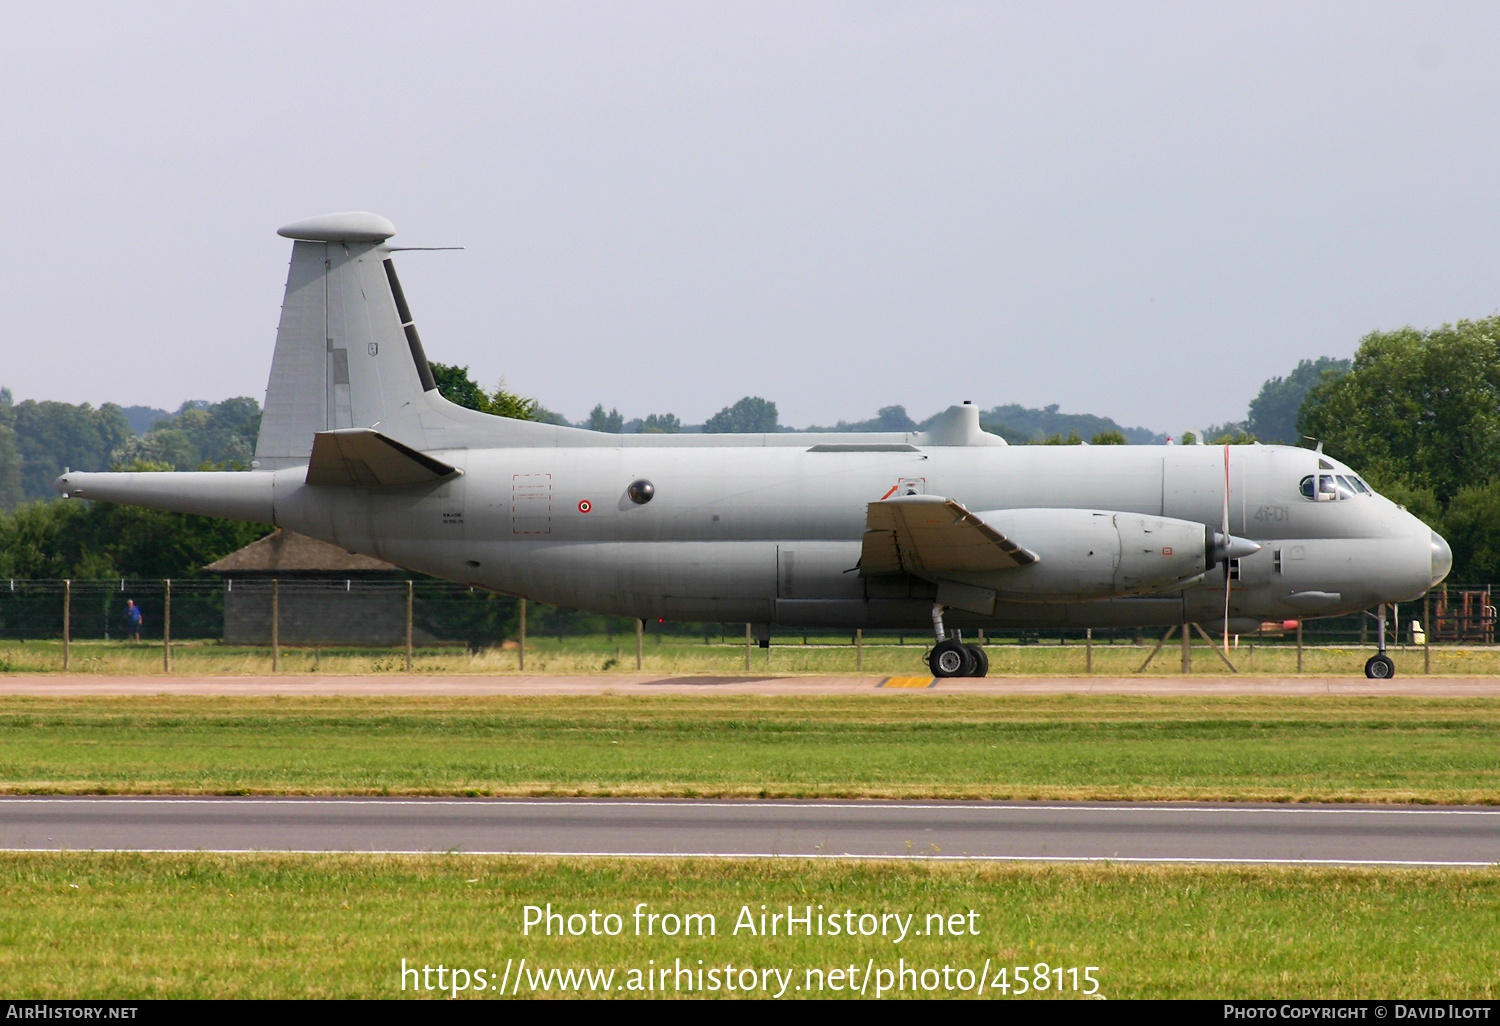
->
xmin=1443 ymin=479 xmax=1500 ymax=583
xmin=0 ymin=389 xmax=23 ymax=509
xmin=191 ymin=397 xmax=261 ymax=465
xmin=0 ymin=495 xmax=270 ymax=579
xmin=875 ymin=405 xmax=916 ymax=431
xmin=429 ymin=363 xmax=541 ymax=421
xmin=1247 ymin=357 xmax=1350 ymax=445
xmin=587 ymin=405 xmax=625 ymax=433
xmin=1089 ymin=430 xmax=1128 ymax=445
xmin=639 ymin=413 xmax=682 ymax=434
xmin=705 ymin=396 xmax=778 ymax=433
xmin=1038 ymin=431 xmax=1084 ymax=445
xmin=109 ymin=398 xmax=262 ymax=471
xmin=1201 ymin=420 xmax=1251 ymax=442
xmin=1298 ymin=319 xmax=1500 ymax=503
xmin=483 ymin=379 xmax=540 ymax=421
xmin=977 ymin=403 xmax=1162 ymax=444
xmin=802 ymin=404 xmax=920 ymax=434
xmin=11 ymin=399 xmax=132 ymax=501
xmin=1208 ymin=428 xmax=1257 ymax=445
xmin=430 ymin=361 xmax=489 ymax=411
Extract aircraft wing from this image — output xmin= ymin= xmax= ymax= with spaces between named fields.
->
xmin=861 ymin=494 xmax=1039 ymax=576
xmin=305 ymin=429 xmax=460 ymax=487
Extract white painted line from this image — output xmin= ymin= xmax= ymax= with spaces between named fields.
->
xmin=0 ymin=847 xmax=1493 ymax=867
xmin=2 ymin=797 xmax=1497 ymax=816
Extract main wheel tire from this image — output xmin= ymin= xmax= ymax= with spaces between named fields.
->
xmin=928 ymin=639 xmax=976 ymax=678
xmin=1365 ymin=653 xmax=1395 ymax=679
xmin=965 ymin=644 xmax=989 ymax=677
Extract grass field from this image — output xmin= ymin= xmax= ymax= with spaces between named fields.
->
xmin=2 ymin=694 xmax=1498 ymax=802
xmin=4 ymin=662 xmax=1496 ymax=1001
xmin=2 ymin=635 xmax=1495 ymax=676
xmin=0 ymin=853 xmax=1495 ymax=999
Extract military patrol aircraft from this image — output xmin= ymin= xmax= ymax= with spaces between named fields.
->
xmin=54 ymin=212 xmax=1452 ymax=679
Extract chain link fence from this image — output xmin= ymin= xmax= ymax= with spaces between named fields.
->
xmin=0 ymin=577 xmax=1490 ymax=671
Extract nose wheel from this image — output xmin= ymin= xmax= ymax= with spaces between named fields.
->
xmin=1364 ymin=603 xmax=1396 ymax=679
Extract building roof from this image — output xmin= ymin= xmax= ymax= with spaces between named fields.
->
xmin=204 ymin=530 xmax=403 ymax=575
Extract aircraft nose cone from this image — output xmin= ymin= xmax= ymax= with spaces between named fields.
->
xmin=1430 ymin=530 xmax=1453 ymax=587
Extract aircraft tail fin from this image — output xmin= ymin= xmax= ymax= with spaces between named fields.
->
xmin=254 ymin=212 xmax=446 ymax=469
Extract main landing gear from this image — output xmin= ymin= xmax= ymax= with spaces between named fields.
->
xmin=926 ymin=604 xmax=989 ymax=678
xmin=1364 ymin=603 xmax=1396 ymax=679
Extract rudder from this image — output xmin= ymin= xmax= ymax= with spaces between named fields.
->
xmin=254 ymin=212 xmax=437 ymax=469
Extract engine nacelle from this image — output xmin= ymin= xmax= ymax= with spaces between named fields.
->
xmin=946 ymin=508 xmax=1212 ymax=603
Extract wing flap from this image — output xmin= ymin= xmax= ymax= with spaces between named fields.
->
xmin=306 ymin=428 xmax=460 ymax=487
xmin=861 ymin=495 xmax=1038 ymax=576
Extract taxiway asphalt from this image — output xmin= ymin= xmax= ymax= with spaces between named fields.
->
xmin=2 ymin=797 xmax=1496 ymax=866
xmin=2 ymin=673 xmax=1500 ymax=696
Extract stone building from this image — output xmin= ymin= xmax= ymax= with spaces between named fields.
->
xmin=204 ymin=531 xmax=437 ymax=645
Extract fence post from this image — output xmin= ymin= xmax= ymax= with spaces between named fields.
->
xmin=62 ymin=579 xmax=71 ymax=671
xmin=856 ymin=628 xmax=863 ymax=672
xmin=1181 ymin=623 xmax=1191 ymax=674
xmin=636 ymin=618 xmax=644 ymax=670
xmin=163 ymin=579 xmax=171 ymax=672
xmin=744 ymin=623 xmax=752 ymax=671
xmin=271 ymin=579 xmax=280 ymax=672
xmin=1296 ymin=621 xmax=1303 ymax=673
xmin=1424 ymin=593 xmax=1431 ymax=674
xmin=1086 ymin=627 xmax=1093 ymax=675
xmin=404 ymin=580 xmax=413 ymax=672
xmin=519 ymin=598 xmax=526 ymax=671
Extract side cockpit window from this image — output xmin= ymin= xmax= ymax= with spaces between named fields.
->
xmin=1300 ymin=473 xmax=1367 ymax=501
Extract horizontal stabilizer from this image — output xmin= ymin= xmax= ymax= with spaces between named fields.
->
xmin=306 ymin=429 xmax=460 ymax=487
xmin=861 ymin=495 xmax=1038 ymax=576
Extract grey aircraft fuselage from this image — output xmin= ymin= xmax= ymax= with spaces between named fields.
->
xmin=54 ymin=212 xmax=1451 ymax=639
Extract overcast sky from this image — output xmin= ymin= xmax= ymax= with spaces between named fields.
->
xmin=4 ymin=1 xmax=1498 ymax=434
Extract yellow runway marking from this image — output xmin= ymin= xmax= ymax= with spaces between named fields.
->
xmin=880 ymin=677 xmax=938 ymax=688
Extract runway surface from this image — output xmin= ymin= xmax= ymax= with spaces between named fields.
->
xmin=3 ymin=673 xmax=1500 ymax=696
xmin=3 ymin=797 xmax=1497 ymax=866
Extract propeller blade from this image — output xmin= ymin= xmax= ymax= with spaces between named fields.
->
xmin=1223 ymin=444 xmax=1232 ymax=648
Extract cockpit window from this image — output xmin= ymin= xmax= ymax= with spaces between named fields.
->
xmin=1351 ymin=477 xmax=1372 ymax=495
xmin=1300 ymin=473 xmax=1362 ymax=501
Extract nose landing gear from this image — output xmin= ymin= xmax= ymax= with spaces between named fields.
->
xmin=1364 ymin=603 xmax=1396 ymax=679
xmin=926 ymin=604 xmax=990 ymax=678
